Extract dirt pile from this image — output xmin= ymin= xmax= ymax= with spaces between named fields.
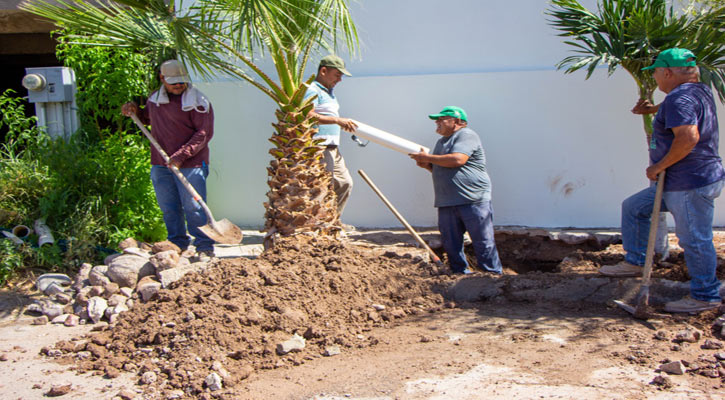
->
xmin=52 ymin=235 xmax=454 ymax=398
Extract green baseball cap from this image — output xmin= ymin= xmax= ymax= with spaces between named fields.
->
xmin=428 ymin=106 xmax=468 ymax=122
xmin=319 ymin=55 xmax=351 ymax=76
xmin=642 ymin=48 xmax=697 ymax=70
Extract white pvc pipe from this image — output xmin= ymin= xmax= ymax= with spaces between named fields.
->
xmin=12 ymin=225 xmax=31 ymax=239
xmin=34 ymin=219 xmax=54 ymax=246
xmin=2 ymin=231 xmax=23 ymax=245
xmin=351 ymin=120 xmax=430 ymax=155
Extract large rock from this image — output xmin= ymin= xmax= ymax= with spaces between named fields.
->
xmin=107 ymin=255 xmax=154 ymax=288
xmin=149 ymin=250 xmax=180 ymax=273
xmin=660 ymin=361 xmax=686 ymax=375
xmin=122 ymin=247 xmax=151 ymax=259
xmin=136 ymin=276 xmax=162 ymax=302
xmin=152 ymin=241 xmax=181 ymax=255
xmin=88 ymin=296 xmax=108 ymax=324
xmin=89 ymin=265 xmax=110 ymax=287
xmin=158 ymin=262 xmax=207 ymax=288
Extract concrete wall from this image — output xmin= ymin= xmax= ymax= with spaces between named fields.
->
xmin=194 ymin=0 xmax=725 ymax=229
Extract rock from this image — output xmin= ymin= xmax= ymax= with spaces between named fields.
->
xmin=150 ymin=250 xmax=180 ymax=273
xmin=323 ymin=345 xmax=341 ymax=356
xmin=674 ymin=329 xmax=701 ymax=343
xmin=104 ymin=253 xmax=121 ymax=266
xmin=105 ymin=303 xmax=129 ymax=318
xmin=43 ymin=282 xmax=67 ymax=297
xmin=152 ymin=241 xmax=181 ymax=255
xmin=158 ymin=262 xmax=207 ymax=288
xmin=102 ymin=282 xmax=120 ymax=298
xmin=32 ymin=315 xmax=49 ymax=325
xmin=42 ymin=302 xmax=65 ymax=319
xmin=37 ymin=274 xmax=71 ymax=293
xmin=139 ymin=242 xmax=152 ymax=251
xmin=89 ymin=265 xmax=110 ymax=287
xmin=122 ymin=247 xmax=151 ymax=259
xmin=51 ymin=314 xmax=71 ymax=324
xmin=88 ymin=296 xmax=108 ymax=324
xmin=107 ymin=294 xmax=128 ymax=307
xmin=72 ymin=263 xmax=92 ymax=291
xmin=118 ymin=237 xmax=138 ymax=250
xmin=119 ymin=287 xmax=134 ymax=298
xmin=593 ymin=232 xmax=621 ymax=246
xmin=714 ymin=315 xmax=725 ymax=327
xmin=107 ymin=255 xmax=154 ymax=288
xmin=53 ymin=292 xmax=72 ymax=305
xmin=702 ymin=339 xmax=723 ymax=350
xmin=205 ymin=372 xmax=223 ymax=391
xmin=140 ymin=371 xmax=157 ymax=385
xmin=116 ymin=388 xmax=136 ymax=400
xmin=372 ymin=304 xmax=386 ymax=311
xmin=714 ymin=352 xmax=725 ymax=360
xmin=212 ymin=361 xmax=230 ymax=378
xmin=651 ymin=375 xmax=673 ymax=388
xmin=552 ymin=231 xmax=591 ymax=245
xmin=136 ymin=276 xmax=161 ymax=302
xmin=46 ymin=384 xmax=72 ymax=397
xmin=64 ymin=314 xmax=79 ymax=327
xmin=166 ymin=389 xmax=185 ymax=399
xmin=277 ymin=333 xmax=306 ymax=355
xmin=89 ymin=285 xmax=104 ymax=297
xmin=660 ymin=361 xmax=686 ymax=375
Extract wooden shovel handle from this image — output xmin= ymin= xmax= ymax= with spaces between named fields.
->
xmin=641 ymin=171 xmax=666 ymax=286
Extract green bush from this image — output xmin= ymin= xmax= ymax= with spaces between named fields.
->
xmin=0 ymin=32 xmax=166 ymax=285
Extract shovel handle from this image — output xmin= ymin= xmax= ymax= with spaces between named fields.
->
xmin=129 ymin=114 xmax=219 ymax=230
xmin=358 ymin=169 xmax=443 ymax=267
xmin=641 ymin=171 xmax=666 ymax=286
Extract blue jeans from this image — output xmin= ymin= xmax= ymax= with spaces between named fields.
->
xmin=621 ymin=179 xmax=724 ymax=302
xmin=438 ymin=201 xmax=503 ymax=274
xmin=150 ymin=164 xmax=214 ymax=252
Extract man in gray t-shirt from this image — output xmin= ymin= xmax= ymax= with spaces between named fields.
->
xmin=410 ymin=106 xmax=503 ymax=274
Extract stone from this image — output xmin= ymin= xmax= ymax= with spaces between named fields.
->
xmin=122 ymin=247 xmax=151 ymax=259
xmin=152 ymin=241 xmax=181 ymax=255
xmin=41 ymin=302 xmax=65 ymax=319
xmin=104 ymin=253 xmax=121 ymax=266
xmin=212 ymin=361 xmax=230 ymax=378
xmin=372 ymin=304 xmax=386 ymax=311
xmin=89 ymin=265 xmax=110 ymax=287
xmin=651 ymin=375 xmax=673 ymax=388
xmin=51 ymin=314 xmax=71 ymax=324
xmin=276 ymin=333 xmax=306 ymax=355
xmin=140 ymin=371 xmax=157 ymax=385
xmin=167 ymin=389 xmax=185 ymax=399
xmin=107 ymin=294 xmax=128 ymax=307
xmin=139 ymin=242 xmax=152 ymax=251
xmin=32 ymin=315 xmax=49 ymax=325
xmin=713 ymin=315 xmax=725 ymax=327
xmin=158 ymin=262 xmax=208 ymax=288
xmin=553 ymin=231 xmax=591 ymax=245
xmin=116 ymin=388 xmax=136 ymax=400
xmin=674 ymin=329 xmax=701 ymax=343
xmin=72 ymin=263 xmax=92 ymax=291
xmin=702 ymin=339 xmax=724 ymax=350
xmin=46 ymin=384 xmax=72 ymax=397
xmin=64 ymin=314 xmax=79 ymax=327
xmin=150 ymin=250 xmax=180 ymax=273
xmin=88 ymin=296 xmax=108 ymax=324
xmin=53 ymin=292 xmax=72 ymax=305
xmin=37 ymin=274 xmax=71 ymax=293
xmin=107 ymin=255 xmax=154 ymax=288
xmin=103 ymin=282 xmax=120 ymax=298
xmin=593 ymin=232 xmax=621 ymax=246
xmin=323 ymin=345 xmax=341 ymax=357
xmin=660 ymin=361 xmax=686 ymax=375
xmin=105 ymin=303 xmax=129 ymax=318
xmin=119 ymin=287 xmax=134 ymax=298
xmin=89 ymin=285 xmax=104 ymax=297
xmin=714 ymin=352 xmax=725 ymax=360
xmin=205 ymin=372 xmax=223 ymax=391
xmin=136 ymin=276 xmax=162 ymax=302
xmin=118 ymin=237 xmax=138 ymax=250
xmin=43 ymin=282 xmax=67 ymax=297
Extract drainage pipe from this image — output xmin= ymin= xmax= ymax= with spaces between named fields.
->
xmin=351 ymin=121 xmax=430 ymax=155
xmin=34 ymin=219 xmax=54 ymax=246
xmin=1 ymin=231 xmax=23 ymax=245
xmin=11 ymin=225 xmax=32 ymax=239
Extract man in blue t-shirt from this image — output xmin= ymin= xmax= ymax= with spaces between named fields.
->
xmin=304 ymin=55 xmax=358 ymax=225
xmin=600 ymin=48 xmax=725 ymax=313
xmin=410 ymin=106 xmax=503 ymax=275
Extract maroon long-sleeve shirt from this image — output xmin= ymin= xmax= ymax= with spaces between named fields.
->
xmin=139 ymin=92 xmax=214 ymax=168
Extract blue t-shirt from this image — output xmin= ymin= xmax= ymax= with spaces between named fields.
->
xmin=304 ymin=81 xmax=340 ymax=146
xmin=431 ymin=127 xmax=492 ymax=207
xmin=650 ymin=82 xmax=725 ymax=191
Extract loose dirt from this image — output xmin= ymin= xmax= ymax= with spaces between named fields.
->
xmin=1 ymin=229 xmax=725 ymax=399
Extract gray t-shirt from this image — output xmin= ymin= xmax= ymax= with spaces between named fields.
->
xmin=431 ymin=127 xmax=491 ymax=207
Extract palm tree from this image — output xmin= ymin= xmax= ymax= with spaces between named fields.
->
xmin=21 ymin=0 xmax=359 ymax=239
xmin=547 ymin=0 xmax=725 ymax=145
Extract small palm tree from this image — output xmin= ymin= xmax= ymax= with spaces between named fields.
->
xmin=547 ymin=0 xmax=725 ymax=144
xmin=22 ymin=0 xmax=359 ymax=238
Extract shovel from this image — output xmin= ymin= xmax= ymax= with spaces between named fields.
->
xmin=130 ymin=114 xmax=243 ymax=245
xmin=615 ymin=171 xmax=666 ymax=320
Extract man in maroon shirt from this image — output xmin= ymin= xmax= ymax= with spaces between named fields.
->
xmin=122 ymin=60 xmax=215 ymax=257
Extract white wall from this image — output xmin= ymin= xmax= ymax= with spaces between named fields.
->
xmin=196 ymin=0 xmax=725 ymax=229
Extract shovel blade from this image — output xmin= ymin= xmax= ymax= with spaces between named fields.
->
xmin=199 ymin=219 xmax=243 ymax=245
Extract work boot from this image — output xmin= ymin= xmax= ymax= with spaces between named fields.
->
xmin=664 ymin=296 xmax=721 ymax=313
xmin=191 ymin=249 xmax=215 ymax=263
xmin=599 ymin=261 xmax=642 ymax=277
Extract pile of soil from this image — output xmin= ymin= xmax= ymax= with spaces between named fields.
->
xmin=57 ymin=235 xmax=456 ymax=398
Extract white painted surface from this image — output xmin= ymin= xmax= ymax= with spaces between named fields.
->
xmin=195 ymin=0 xmax=725 ymax=229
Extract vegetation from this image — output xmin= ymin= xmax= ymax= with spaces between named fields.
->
xmin=23 ymin=0 xmax=360 ymax=238
xmin=547 ymin=0 xmax=725 ymax=144
xmin=0 ymin=33 xmax=163 ymax=285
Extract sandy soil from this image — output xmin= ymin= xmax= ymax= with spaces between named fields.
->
xmin=1 ymin=229 xmax=725 ymax=399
